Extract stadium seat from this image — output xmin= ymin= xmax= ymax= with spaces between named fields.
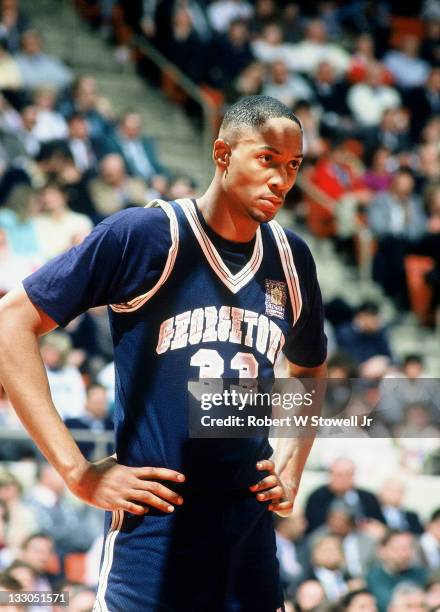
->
xmin=404 ymin=255 xmax=435 ymax=324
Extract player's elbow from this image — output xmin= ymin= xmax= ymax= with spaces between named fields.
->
xmin=0 ymin=287 xmax=57 ymax=339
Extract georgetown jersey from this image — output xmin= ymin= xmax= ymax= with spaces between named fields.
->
xmin=24 ymin=198 xmax=326 ymax=490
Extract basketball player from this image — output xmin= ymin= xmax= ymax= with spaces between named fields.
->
xmin=0 ymin=96 xmax=327 ymax=611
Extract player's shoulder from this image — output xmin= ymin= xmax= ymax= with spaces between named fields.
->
xmin=99 ymin=204 xmax=171 ymax=244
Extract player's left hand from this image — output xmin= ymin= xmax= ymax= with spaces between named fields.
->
xmin=249 ymin=459 xmax=296 ymax=517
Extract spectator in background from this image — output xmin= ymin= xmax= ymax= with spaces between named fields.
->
xmin=64 ymin=383 xmax=113 ymax=461
xmin=20 ymin=532 xmax=57 ymax=590
xmin=60 ymin=113 xmax=98 ymax=175
xmin=34 ymin=182 xmax=92 ymax=260
xmin=87 ymin=153 xmax=148 ymax=220
xmin=305 ymin=457 xmax=385 ymax=534
xmin=0 ymin=228 xmax=36 ymax=296
xmin=347 ymin=33 xmax=389 ymax=84
xmin=208 ymin=19 xmax=254 ymax=90
xmin=293 ymin=580 xmax=327 ymax=612
xmin=310 ymin=60 xmax=352 ymax=139
xmin=40 ymin=332 xmax=86 ymax=421
xmin=293 ymin=101 xmax=326 ymax=160
xmin=289 ymin=19 xmax=350 ymax=76
xmin=25 ymin=465 xmax=101 ymax=560
xmin=420 ymin=508 xmax=440 ymax=571
xmin=229 ymin=61 xmax=264 ymax=102
xmin=0 ymin=38 xmax=22 ymax=90
xmin=425 ymin=573 xmax=440 ymax=611
xmin=251 ymin=21 xmax=290 ymax=66
xmin=275 ymin=509 xmax=309 ymax=597
xmin=249 ymin=0 xmax=279 ymax=36
xmin=14 ymin=29 xmax=73 ymax=91
xmin=207 ymin=0 xmax=253 ymax=34
xmin=58 ymin=75 xmax=113 ymax=140
xmin=366 ymin=108 xmax=412 ymax=157
xmin=335 ymin=301 xmax=393 ymax=367
xmin=102 ymin=111 xmax=166 ymax=182
xmin=347 ymin=62 xmax=401 ymax=129
xmin=369 ymin=168 xmax=426 ymax=308
xmin=162 ymin=6 xmax=207 ymax=84
xmin=366 ymin=531 xmax=427 ymax=612
xmin=340 ymin=589 xmax=378 ymax=612
xmin=306 ymin=535 xmax=350 ymax=602
xmin=420 ymin=19 xmax=440 ymax=65
xmin=32 ymin=87 xmax=68 ymax=144
xmin=0 ymin=184 xmax=42 ymax=261
xmin=387 ymin=583 xmax=427 ymax=612
xmin=0 ymin=0 xmax=29 ymax=53
xmin=0 ymin=473 xmax=37 ymax=552
xmin=262 ymin=60 xmax=313 ymax=108
xmin=308 ymin=500 xmax=377 ymax=578
xmin=6 ymin=559 xmax=38 ymax=592
xmin=378 ymin=478 xmax=423 ymax=535
xmin=384 ymin=35 xmax=430 ymax=91
xmin=405 ymin=67 xmax=440 ymax=142
xmin=363 ymin=147 xmax=394 ymax=194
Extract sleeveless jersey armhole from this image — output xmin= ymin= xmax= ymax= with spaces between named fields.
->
xmin=110 ymin=200 xmax=179 ymax=313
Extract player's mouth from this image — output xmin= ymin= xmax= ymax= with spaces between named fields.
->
xmin=258 ymin=196 xmax=284 ymax=212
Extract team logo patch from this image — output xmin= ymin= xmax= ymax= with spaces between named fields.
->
xmin=265 ymin=279 xmax=287 ymax=319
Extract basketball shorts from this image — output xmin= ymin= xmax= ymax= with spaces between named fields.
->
xmin=93 ymin=490 xmax=285 ymax=612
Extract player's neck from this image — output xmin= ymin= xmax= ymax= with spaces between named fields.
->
xmin=196 ymin=184 xmax=258 ymax=243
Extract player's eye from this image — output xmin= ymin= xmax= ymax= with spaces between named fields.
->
xmin=259 ymin=154 xmax=273 ymax=163
xmin=288 ymin=160 xmax=301 ymax=170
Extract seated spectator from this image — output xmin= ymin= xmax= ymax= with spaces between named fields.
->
xmin=310 ymin=60 xmax=352 ymax=139
xmin=249 ymin=0 xmax=280 ymax=36
xmin=0 ymin=184 xmax=42 ymax=261
xmin=0 ymin=228 xmax=36 ymax=296
xmin=229 ymin=61 xmax=264 ymax=102
xmin=207 ymin=19 xmax=255 ymax=90
xmin=308 ymin=500 xmax=377 ymax=577
xmin=6 ymin=560 xmax=38 ymax=592
xmin=19 ymin=532 xmax=57 ymax=590
xmin=347 ymin=33 xmax=391 ymax=85
xmin=339 ymin=588 xmax=378 ymax=612
xmin=414 ymin=143 xmax=439 ymax=195
xmin=347 ymin=62 xmax=401 ymax=129
xmin=365 ymin=108 xmax=412 ymax=157
xmin=289 ymin=19 xmax=350 ymax=76
xmin=101 ymin=112 xmax=166 ymax=182
xmin=425 ymin=572 xmax=440 ymax=610
xmin=0 ymin=472 xmax=37 ymax=551
xmin=63 ymin=113 xmax=98 ymax=175
xmin=405 ymin=67 xmax=440 ymax=141
xmin=293 ymin=101 xmax=326 ymax=160
xmin=335 ymin=301 xmax=393 ymax=366
xmin=32 ymin=87 xmax=68 ymax=144
xmin=262 ymin=60 xmax=313 ymax=108
xmin=65 ymin=383 xmax=114 ymax=461
xmin=25 ymin=464 xmax=101 ymax=558
xmin=207 ymin=0 xmax=253 ymax=34
xmin=363 ymin=147 xmax=393 ymax=193
xmin=387 ymin=583 xmax=427 ymax=612
xmin=251 ymin=21 xmax=291 ymax=66
xmin=275 ymin=509 xmax=309 ymax=597
xmin=57 ymin=74 xmax=113 ymax=140
xmin=293 ymin=580 xmax=327 ymax=612
xmin=378 ymin=478 xmax=423 ymax=534
xmin=40 ymin=332 xmax=87 ymax=421
xmin=67 ymin=586 xmax=97 ymax=612
xmin=369 ymin=168 xmax=426 ymax=307
xmin=420 ymin=508 xmax=440 ymax=571
xmin=162 ymin=6 xmax=207 ymax=84
xmin=384 ymin=35 xmax=430 ymax=91
xmin=0 ymin=0 xmax=29 ymax=53
xmin=0 ymin=572 xmax=22 ymax=610
xmin=420 ymin=18 xmax=440 ymax=65
xmin=305 ymin=457 xmax=385 ymax=534
xmin=34 ymin=182 xmax=92 ymax=260
xmin=366 ymin=531 xmax=427 ymax=612
xmin=87 ymin=153 xmax=148 ymax=219
xmin=14 ymin=29 xmax=73 ymax=91
xmin=306 ymin=535 xmax=350 ymax=601
xmin=0 ymin=39 xmax=21 ymax=90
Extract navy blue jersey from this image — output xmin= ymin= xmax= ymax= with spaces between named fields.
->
xmin=24 ymin=198 xmax=326 ymax=490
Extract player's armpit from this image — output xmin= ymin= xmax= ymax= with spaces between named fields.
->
xmin=0 ymin=286 xmax=58 ymax=336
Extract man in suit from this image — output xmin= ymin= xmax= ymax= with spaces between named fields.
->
xmin=100 ymin=111 xmax=166 ymax=181
xmin=305 ymin=457 xmax=385 ymax=533
xmin=378 ymin=477 xmax=423 ymax=535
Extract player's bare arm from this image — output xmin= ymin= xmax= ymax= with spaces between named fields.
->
xmin=250 ymin=359 xmax=327 ymax=516
xmin=0 ymin=287 xmax=185 ymax=515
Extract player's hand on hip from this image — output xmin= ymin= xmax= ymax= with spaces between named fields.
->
xmin=249 ymin=459 xmax=296 ymax=517
xmin=67 ymin=456 xmax=185 ymax=515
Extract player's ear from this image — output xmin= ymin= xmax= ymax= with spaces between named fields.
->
xmin=213 ymin=139 xmax=231 ymax=170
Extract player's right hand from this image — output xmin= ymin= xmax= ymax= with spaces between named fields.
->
xmin=67 ymin=456 xmax=185 ymax=515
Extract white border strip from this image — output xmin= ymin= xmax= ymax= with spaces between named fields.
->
xmin=110 ymin=200 xmax=179 ymax=313
xmin=268 ymin=221 xmax=302 ymax=325
xmin=177 ymin=198 xmax=263 ymax=294
xmin=94 ymin=510 xmax=124 ymax=612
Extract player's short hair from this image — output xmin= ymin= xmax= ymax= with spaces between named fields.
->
xmin=220 ymin=95 xmax=302 ymax=138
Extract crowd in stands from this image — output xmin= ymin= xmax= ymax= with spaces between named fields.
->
xmin=0 ymin=0 xmax=440 ymax=610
